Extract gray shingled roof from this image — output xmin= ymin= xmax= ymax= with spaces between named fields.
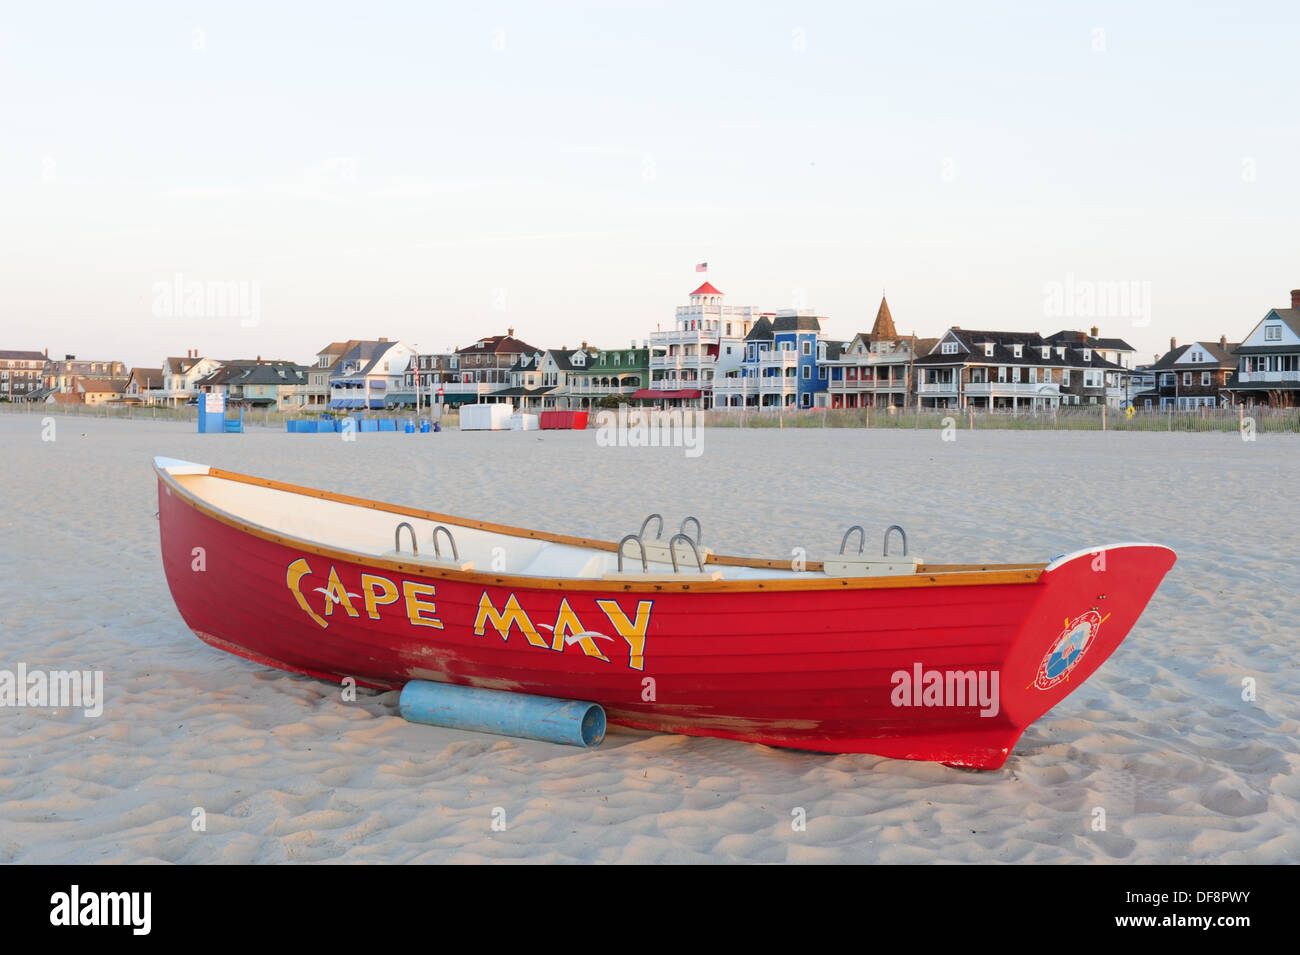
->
xmin=744 ymin=316 xmax=774 ymax=342
xmin=1045 ymin=330 xmax=1136 ymax=352
xmin=1148 ymin=342 xmax=1237 ymax=370
xmin=918 ymin=328 xmax=1127 ymax=370
xmin=772 ymin=314 xmax=821 ymax=333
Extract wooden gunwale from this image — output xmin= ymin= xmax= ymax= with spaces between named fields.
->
xmin=157 ymin=464 xmax=1046 ymax=594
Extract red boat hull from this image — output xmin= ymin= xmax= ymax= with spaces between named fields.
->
xmin=156 ymin=472 xmax=1175 ymax=769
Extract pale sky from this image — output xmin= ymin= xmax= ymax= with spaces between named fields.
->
xmin=3 ymin=1 xmax=1298 ymax=369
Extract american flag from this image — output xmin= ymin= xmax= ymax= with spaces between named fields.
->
xmin=695 ymin=262 xmax=707 ymax=272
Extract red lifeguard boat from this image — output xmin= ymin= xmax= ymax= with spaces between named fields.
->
xmin=154 ymin=457 xmax=1175 ymax=769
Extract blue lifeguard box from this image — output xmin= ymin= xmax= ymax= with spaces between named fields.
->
xmin=198 ymin=393 xmax=243 ymax=434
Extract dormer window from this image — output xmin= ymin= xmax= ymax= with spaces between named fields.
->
xmin=1082 ymin=348 xmax=1091 ymax=361
xmin=1012 ymin=345 xmax=1023 ymax=358
xmin=984 ymin=343 xmax=994 ymax=357
xmin=1265 ymin=324 xmax=1281 ymax=341
xmin=1056 ymin=346 xmax=1065 ymax=359
xmin=1041 ymin=346 xmax=1050 ymax=359
xmin=941 ymin=341 xmax=959 ymax=355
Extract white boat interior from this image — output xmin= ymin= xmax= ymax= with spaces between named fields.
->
xmin=158 ymin=459 xmax=926 ymax=582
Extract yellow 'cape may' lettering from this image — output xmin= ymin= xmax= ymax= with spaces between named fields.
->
xmin=596 ymin=599 xmax=653 ymax=671
xmin=551 ymin=598 xmax=610 ymax=662
xmin=473 ymin=592 xmax=547 ymax=647
xmin=360 ymin=573 xmax=400 ymax=620
xmin=323 ymin=566 xmax=360 ymax=618
xmin=286 ymin=558 xmax=329 ymax=629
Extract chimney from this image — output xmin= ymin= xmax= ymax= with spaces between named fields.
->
xmin=581 ymin=341 xmax=587 ymax=350
xmin=1291 ymin=289 xmax=1300 ymax=310
xmin=1089 ymin=325 xmax=1099 ymax=338
xmin=1170 ymin=337 xmax=1177 ymax=352
xmin=1219 ymin=334 xmax=1227 ymax=349
xmin=1074 ymin=331 xmax=1086 ymax=343
xmin=44 ymin=348 xmax=48 ymax=358
xmin=508 ymin=327 xmax=515 ymax=338
xmin=378 ymin=337 xmax=388 ymax=343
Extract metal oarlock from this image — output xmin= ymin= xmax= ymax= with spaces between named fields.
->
xmin=669 ymin=533 xmax=705 ymax=574
xmin=679 ymin=515 xmax=702 ymax=545
xmin=395 ymin=521 xmax=419 ymax=556
xmin=639 ymin=513 xmax=664 ymax=541
xmin=432 ymin=525 xmax=459 ymax=561
xmin=617 ymin=534 xmax=648 ymax=573
xmin=883 ymin=525 xmax=908 ymax=558
xmin=840 ymin=524 xmax=866 ymax=555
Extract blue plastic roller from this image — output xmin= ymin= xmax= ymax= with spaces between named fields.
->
xmin=398 ymin=681 xmax=606 ymax=747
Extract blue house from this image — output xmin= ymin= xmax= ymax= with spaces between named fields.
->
xmin=716 ymin=310 xmax=831 ymax=409
xmin=772 ymin=312 xmax=829 ymax=409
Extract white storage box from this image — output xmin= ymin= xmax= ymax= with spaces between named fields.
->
xmin=459 ymin=404 xmax=512 ymax=431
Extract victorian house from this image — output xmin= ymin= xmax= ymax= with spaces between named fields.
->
xmin=402 ymin=330 xmax=541 ymax=408
xmin=328 ymin=339 xmax=413 ymax=411
xmin=196 ymin=359 xmax=310 ymax=410
xmin=1225 ymin=288 xmax=1300 ymax=406
xmin=155 ymin=351 xmax=224 ymax=406
xmin=1133 ymin=336 xmax=1237 ymax=409
xmin=123 ymin=367 xmax=163 ymax=404
xmin=714 ymin=310 xmax=832 ymax=409
xmin=914 ymin=329 xmax=1129 ymax=410
xmin=563 ymin=343 xmax=649 ymax=407
xmin=309 ymin=341 xmax=359 ymax=409
xmin=823 ymin=297 xmax=936 ymax=409
xmin=645 ymin=283 xmax=755 ymax=408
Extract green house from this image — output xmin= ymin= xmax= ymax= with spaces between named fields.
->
xmin=563 ymin=345 xmax=649 ymax=407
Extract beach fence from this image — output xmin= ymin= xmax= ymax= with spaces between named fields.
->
xmin=698 ymin=404 xmax=1300 ymax=434
xmin=4 ymin=400 xmax=1295 ymax=434
xmin=0 ymin=401 xmax=462 ymax=431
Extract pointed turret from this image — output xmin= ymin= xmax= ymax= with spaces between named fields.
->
xmin=869 ymin=296 xmax=897 ymax=341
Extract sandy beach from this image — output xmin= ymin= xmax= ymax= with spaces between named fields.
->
xmin=1 ymin=412 xmax=1297 ymax=864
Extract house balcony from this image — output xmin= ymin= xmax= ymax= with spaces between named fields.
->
xmin=674 ymin=304 xmax=758 ymax=322
xmin=649 ymin=353 xmax=713 ymax=368
xmin=651 ymin=376 xmax=710 ymax=391
xmin=964 ymin=381 xmax=1061 ymax=396
xmin=754 ymin=352 xmax=799 ymax=368
xmin=1236 ymin=370 xmax=1300 ymax=384
xmin=714 ymin=376 xmax=796 ymax=393
xmin=917 ymin=380 xmax=959 ymax=394
xmin=830 ymin=378 xmax=908 ymax=392
xmin=566 ymin=383 xmax=639 ymax=395
xmin=650 ymin=328 xmax=720 ymax=348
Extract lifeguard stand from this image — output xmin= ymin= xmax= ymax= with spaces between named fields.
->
xmin=197 ymin=393 xmax=244 ymax=434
